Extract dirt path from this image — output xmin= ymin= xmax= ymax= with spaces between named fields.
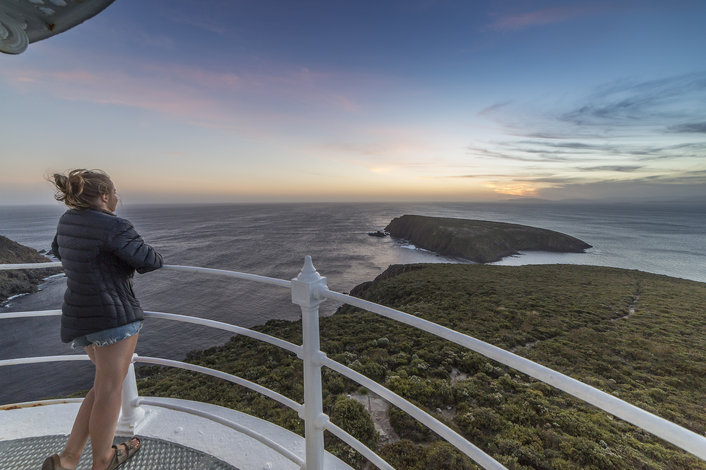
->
xmin=348 ymin=391 xmax=399 ymax=445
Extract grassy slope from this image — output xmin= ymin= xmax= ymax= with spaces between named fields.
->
xmin=137 ymin=264 xmax=705 ymax=469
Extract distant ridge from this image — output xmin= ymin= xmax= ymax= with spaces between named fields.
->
xmin=384 ymin=215 xmax=591 ymax=263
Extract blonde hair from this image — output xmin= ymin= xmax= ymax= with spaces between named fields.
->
xmin=50 ymin=169 xmax=114 ymax=210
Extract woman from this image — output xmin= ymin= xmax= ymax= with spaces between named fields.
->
xmin=44 ymin=169 xmax=163 ymax=470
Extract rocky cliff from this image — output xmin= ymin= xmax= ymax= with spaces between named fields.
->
xmin=385 ymin=215 xmax=592 ymax=263
xmin=0 ymin=235 xmax=61 ymax=304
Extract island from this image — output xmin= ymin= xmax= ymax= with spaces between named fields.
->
xmin=384 ymin=215 xmax=592 ymax=263
xmin=0 ymin=235 xmax=60 ymax=304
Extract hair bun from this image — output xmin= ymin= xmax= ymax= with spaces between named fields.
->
xmin=52 ymin=174 xmax=69 ymax=193
xmin=67 ymin=169 xmax=86 ymax=197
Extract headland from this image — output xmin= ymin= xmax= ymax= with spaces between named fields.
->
xmin=384 ymin=215 xmax=592 ymax=263
xmin=0 ymin=235 xmax=60 ymax=304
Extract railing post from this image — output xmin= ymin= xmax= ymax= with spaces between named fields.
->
xmin=116 ymin=354 xmax=146 ymax=435
xmin=292 ymin=256 xmax=328 ymax=470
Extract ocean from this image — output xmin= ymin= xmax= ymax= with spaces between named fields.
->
xmin=1 ymin=201 xmax=705 ymax=403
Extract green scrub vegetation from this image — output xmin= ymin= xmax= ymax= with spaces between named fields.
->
xmin=137 ymin=264 xmax=706 ymax=469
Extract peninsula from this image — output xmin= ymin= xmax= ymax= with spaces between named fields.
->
xmin=384 ymin=215 xmax=592 ymax=263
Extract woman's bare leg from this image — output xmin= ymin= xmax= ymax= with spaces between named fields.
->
xmin=89 ymin=334 xmax=139 ymax=470
xmin=57 ymin=347 xmax=97 ymax=469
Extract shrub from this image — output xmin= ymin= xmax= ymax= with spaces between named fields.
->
xmin=389 ymin=406 xmax=435 ymax=442
xmin=329 ymin=396 xmax=379 ymax=450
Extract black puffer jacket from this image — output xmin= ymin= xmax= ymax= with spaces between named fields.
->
xmin=51 ymin=209 xmax=163 ymax=343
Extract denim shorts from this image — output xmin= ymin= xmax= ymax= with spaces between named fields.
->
xmin=71 ymin=321 xmax=143 ymax=350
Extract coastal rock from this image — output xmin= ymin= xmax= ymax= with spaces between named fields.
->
xmin=385 ymin=215 xmax=591 ymax=263
xmin=0 ymin=235 xmax=61 ymax=304
xmin=368 ymin=230 xmax=389 ymax=237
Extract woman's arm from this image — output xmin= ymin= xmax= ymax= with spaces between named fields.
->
xmin=107 ymin=219 xmax=163 ymax=273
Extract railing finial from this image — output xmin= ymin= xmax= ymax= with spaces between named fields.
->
xmin=297 ymin=255 xmax=320 ymax=283
xmin=292 ymin=256 xmax=327 ymax=306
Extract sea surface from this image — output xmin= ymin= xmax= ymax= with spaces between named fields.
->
xmin=1 ymin=201 xmax=704 ymax=403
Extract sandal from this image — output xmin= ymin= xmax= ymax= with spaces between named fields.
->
xmin=41 ymin=454 xmax=72 ymax=470
xmin=106 ymin=437 xmax=141 ymax=470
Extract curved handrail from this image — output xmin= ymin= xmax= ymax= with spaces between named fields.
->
xmin=0 ymin=262 xmax=61 ymax=270
xmin=0 ymin=309 xmax=301 ymax=356
xmin=0 ymin=309 xmax=62 ymax=319
xmin=144 ymin=311 xmax=301 ymax=355
xmin=161 ymin=264 xmax=292 ymax=289
xmin=0 ymin=353 xmax=301 ymax=413
xmin=137 ymin=397 xmax=305 ymax=467
xmin=0 ymin=354 xmax=89 ymax=367
xmin=135 ymin=355 xmax=302 ymax=413
xmin=0 ymin=262 xmax=292 ymax=290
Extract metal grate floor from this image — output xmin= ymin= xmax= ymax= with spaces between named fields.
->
xmin=0 ymin=435 xmax=240 ymax=470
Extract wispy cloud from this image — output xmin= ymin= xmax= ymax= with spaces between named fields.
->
xmin=486 ymin=5 xmax=602 ymax=32
xmin=475 ymin=72 xmax=706 ymax=168
xmin=668 ymin=122 xmax=706 ymax=134
xmin=559 ymin=74 xmax=706 ymax=127
xmin=470 ymin=73 xmax=706 ymax=198
xmin=477 ymin=101 xmax=511 ymax=117
xmin=0 ymin=53 xmax=364 ymax=135
xmin=576 ymin=165 xmax=642 ymax=172
xmin=441 ymin=173 xmax=538 ymax=179
xmin=467 ymin=145 xmax=580 ymax=163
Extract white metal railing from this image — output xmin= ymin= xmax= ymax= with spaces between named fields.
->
xmin=1 ymin=259 xmax=705 ymax=469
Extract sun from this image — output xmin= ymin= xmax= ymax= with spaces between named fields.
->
xmin=485 ymin=182 xmax=539 ymax=197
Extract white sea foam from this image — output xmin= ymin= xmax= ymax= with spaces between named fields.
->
xmin=6 ymin=292 xmax=28 ymax=301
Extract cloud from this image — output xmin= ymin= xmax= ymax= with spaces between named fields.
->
xmin=576 ymin=165 xmax=642 ymax=172
xmin=486 ymin=5 xmax=601 ymax=32
xmin=477 ymin=101 xmax=511 ymax=117
xmin=654 ymin=169 xmax=706 ymax=184
xmin=536 ymin=141 xmax=612 ymax=150
xmin=559 ymin=74 xmax=706 ymax=127
xmin=537 ymin=177 xmax=706 ymax=202
xmin=0 ymin=54 xmax=364 ymax=137
xmin=514 ymin=176 xmax=587 ymax=184
xmin=668 ymin=122 xmax=706 ymax=134
xmin=440 ymin=173 xmax=537 ymax=179
xmin=467 ymin=145 xmax=578 ymax=163
xmin=471 ymin=73 xmax=706 ymax=196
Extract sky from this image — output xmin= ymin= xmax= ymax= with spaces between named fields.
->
xmin=1 ymin=0 xmax=705 ymax=204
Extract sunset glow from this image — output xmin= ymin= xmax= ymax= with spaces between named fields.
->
xmin=1 ymin=1 xmax=704 ymax=204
